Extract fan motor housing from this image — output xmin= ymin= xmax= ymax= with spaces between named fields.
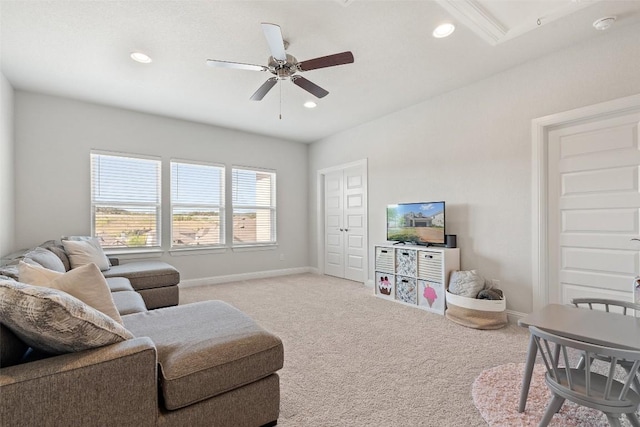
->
xmin=268 ymin=54 xmax=299 ymax=79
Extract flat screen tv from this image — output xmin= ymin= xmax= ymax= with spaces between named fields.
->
xmin=387 ymin=202 xmax=445 ymax=246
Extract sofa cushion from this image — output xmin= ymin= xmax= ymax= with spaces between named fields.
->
xmin=24 ymin=247 xmax=66 ymax=272
xmin=123 ymin=301 xmax=283 ymax=410
xmin=18 ymin=262 xmax=123 ymax=324
xmin=106 ymin=277 xmax=134 ymax=293
xmin=112 ymin=291 xmax=147 ymax=315
xmin=62 ymin=238 xmax=111 ymax=271
xmin=138 ymin=286 xmax=179 ymax=310
xmin=0 ymin=280 xmax=133 ymax=354
xmin=102 ymin=261 xmax=179 ymax=290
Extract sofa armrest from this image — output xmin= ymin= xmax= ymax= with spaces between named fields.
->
xmin=0 ymin=337 xmax=158 ymax=427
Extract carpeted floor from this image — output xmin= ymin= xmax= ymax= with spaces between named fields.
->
xmin=180 ymin=273 xmax=533 ymax=426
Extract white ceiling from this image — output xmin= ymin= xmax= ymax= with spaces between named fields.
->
xmin=2 ymin=0 xmax=639 ymax=143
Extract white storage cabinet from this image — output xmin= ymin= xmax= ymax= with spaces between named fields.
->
xmin=374 ymin=244 xmax=460 ymax=315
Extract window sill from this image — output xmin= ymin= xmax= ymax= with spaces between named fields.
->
xmin=169 ymin=247 xmax=227 ymax=257
xmin=104 ymin=249 xmax=164 ymax=260
xmin=231 ymin=244 xmax=278 ymax=252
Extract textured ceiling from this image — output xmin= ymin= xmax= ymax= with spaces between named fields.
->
xmin=2 ymin=1 xmax=639 ymax=143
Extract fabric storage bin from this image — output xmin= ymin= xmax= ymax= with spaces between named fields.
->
xmin=445 ymin=290 xmax=507 ymax=330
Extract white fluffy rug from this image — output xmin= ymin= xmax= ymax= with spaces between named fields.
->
xmin=472 ymin=362 xmax=633 ymax=426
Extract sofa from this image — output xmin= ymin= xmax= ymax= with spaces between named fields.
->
xmin=0 ymin=242 xmax=284 ymax=427
xmin=0 ymin=240 xmax=181 ymax=310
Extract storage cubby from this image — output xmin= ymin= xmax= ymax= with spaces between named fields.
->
xmin=374 ymin=244 xmax=460 ymax=315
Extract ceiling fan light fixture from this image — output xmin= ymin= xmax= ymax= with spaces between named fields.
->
xmin=592 ymin=16 xmax=616 ymax=31
xmin=433 ymin=23 xmax=455 ymax=38
xmin=130 ymin=51 xmax=152 ymax=64
xmin=304 ymin=101 xmax=317 ymax=109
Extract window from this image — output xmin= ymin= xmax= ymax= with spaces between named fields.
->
xmin=171 ymin=161 xmax=225 ymax=248
xmin=91 ymin=152 xmax=161 ymax=249
xmin=232 ymin=167 xmax=276 ymax=245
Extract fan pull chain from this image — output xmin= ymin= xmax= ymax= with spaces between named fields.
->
xmin=279 ymin=79 xmax=282 ymax=120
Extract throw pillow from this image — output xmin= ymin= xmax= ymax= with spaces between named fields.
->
xmin=0 ymin=280 xmax=133 ymax=355
xmin=18 ymin=261 xmax=123 ymax=324
xmin=40 ymin=240 xmax=72 ymax=272
xmin=448 ymin=270 xmax=485 ymax=298
xmin=24 ymin=247 xmax=66 ymax=273
xmin=62 ymin=238 xmax=110 ymax=271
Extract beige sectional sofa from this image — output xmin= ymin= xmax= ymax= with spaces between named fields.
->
xmin=0 ymin=243 xmax=284 ymax=427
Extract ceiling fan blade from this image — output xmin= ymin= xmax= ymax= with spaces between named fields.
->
xmin=206 ymin=59 xmax=267 ymax=72
xmin=250 ymin=77 xmax=278 ymax=101
xmin=261 ymin=23 xmax=287 ymax=62
xmin=292 ymin=76 xmax=329 ymax=98
xmin=298 ymin=51 xmax=354 ymax=71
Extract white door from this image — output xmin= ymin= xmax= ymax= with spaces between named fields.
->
xmin=324 ymin=164 xmax=366 ymax=282
xmin=547 ymin=111 xmax=640 ymax=305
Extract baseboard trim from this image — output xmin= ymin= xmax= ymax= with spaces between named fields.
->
xmin=180 ymin=272 xmax=529 ymax=324
xmin=506 ymin=309 xmax=527 ymax=324
xmin=179 ymin=267 xmax=315 ymax=288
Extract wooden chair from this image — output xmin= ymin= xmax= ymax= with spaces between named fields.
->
xmin=571 ymin=298 xmax=640 ymax=393
xmin=529 ymin=326 xmax=640 ymax=427
xmin=571 ymin=298 xmax=640 ymax=316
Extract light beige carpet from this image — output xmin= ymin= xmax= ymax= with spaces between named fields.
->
xmin=180 ymin=273 xmax=531 ymax=426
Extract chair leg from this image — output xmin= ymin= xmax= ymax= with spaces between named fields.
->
xmin=538 ymin=394 xmax=564 ymax=427
xmin=626 ymin=412 xmax=640 ymax=427
xmin=605 ymin=414 xmax=622 ymax=427
xmin=622 ymin=365 xmax=640 ymax=393
xmin=633 ymin=375 xmax=640 ymax=394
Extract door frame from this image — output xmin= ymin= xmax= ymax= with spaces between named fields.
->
xmin=531 ymin=93 xmax=640 ymax=311
xmin=316 ymin=159 xmax=368 ymax=281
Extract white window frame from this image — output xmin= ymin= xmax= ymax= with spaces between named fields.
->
xmin=170 ymin=159 xmax=225 ymax=250
xmin=90 ymin=150 xmax=162 ymax=252
xmin=231 ymin=166 xmax=277 ymax=247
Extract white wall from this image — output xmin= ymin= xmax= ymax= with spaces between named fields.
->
xmin=14 ymin=92 xmax=309 ymax=280
xmin=0 ymin=72 xmax=15 ymax=257
xmin=308 ymin=23 xmax=640 ymax=314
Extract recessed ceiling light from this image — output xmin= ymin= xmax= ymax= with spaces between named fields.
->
xmin=130 ymin=52 xmax=152 ymax=64
xmin=433 ymin=23 xmax=455 ymax=38
xmin=593 ymin=16 xmax=616 ymax=31
xmin=304 ymin=101 xmax=317 ymax=109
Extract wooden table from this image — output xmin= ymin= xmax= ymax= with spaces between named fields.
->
xmin=517 ymin=303 xmax=640 ymax=413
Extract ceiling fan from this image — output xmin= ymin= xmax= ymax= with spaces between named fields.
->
xmin=206 ymin=23 xmax=354 ymax=101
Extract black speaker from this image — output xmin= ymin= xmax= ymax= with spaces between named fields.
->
xmin=445 ymin=235 xmax=457 ymax=248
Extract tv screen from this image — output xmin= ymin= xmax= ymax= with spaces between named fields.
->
xmin=387 ymin=202 xmax=445 ymax=245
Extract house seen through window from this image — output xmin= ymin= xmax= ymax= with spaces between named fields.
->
xmin=171 ymin=161 xmax=225 ymax=248
xmin=91 ymin=152 xmax=161 ymax=249
xmin=232 ymin=167 xmax=276 ymax=245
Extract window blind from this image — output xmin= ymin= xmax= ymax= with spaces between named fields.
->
xmin=171 ymin=161 xmax=225 ymax=247
xmin=232 ymin=167 xmax=276 ymax=245
xmin=91 ymin=152 xmax=161 ymax=249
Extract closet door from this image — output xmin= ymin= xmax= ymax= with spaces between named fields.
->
xmin=324 ymin=169 xmax=345 ymax=278
xmin=324 ymin=164 xmax=366 ymax=282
